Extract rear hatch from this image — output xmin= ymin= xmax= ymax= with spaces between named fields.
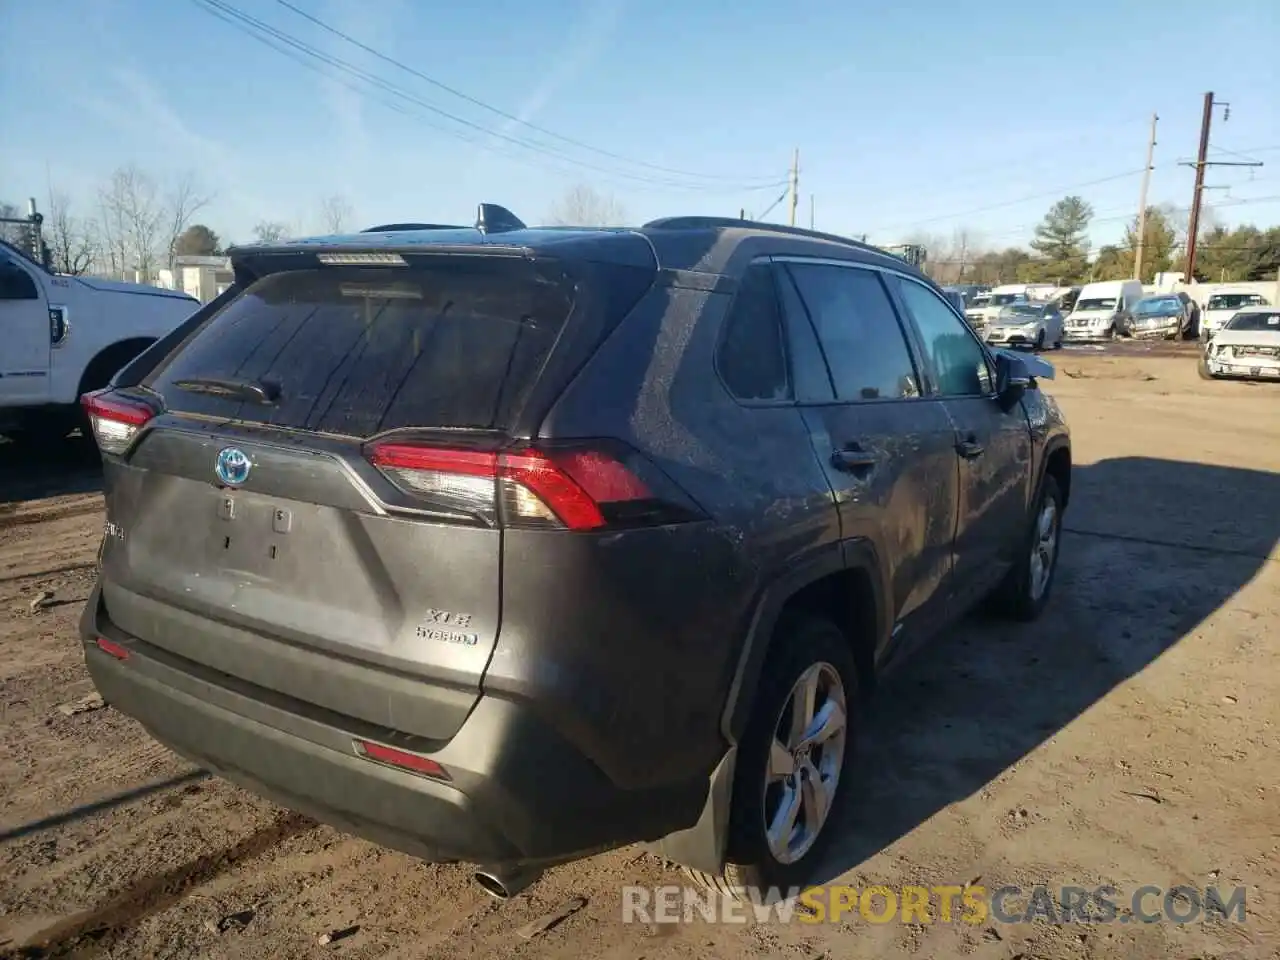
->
xmin=92 ymin=247 xmax=655 ymax=741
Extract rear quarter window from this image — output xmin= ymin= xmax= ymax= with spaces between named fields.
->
xmin=144 ymin=261 xmax=575 ymax=437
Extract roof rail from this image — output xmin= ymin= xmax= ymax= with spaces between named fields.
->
xmin=642 ymin=216 xmax=879 ymax=254
xmin=362 ymin=222 xmax=465 ymax=232
xmin=476 ymin=203 xmax=526 ymax=234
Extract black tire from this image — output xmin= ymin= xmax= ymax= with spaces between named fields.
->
xmin=685 ymin=614 xmax=860 ymax=900
xmin=990 ymin=474 xmax=1064 ymax=622
xmin=1197 ymin=353 xmax=1216 ymax=380
xmin=1034 ymin=330 xmax=1046 ymax=351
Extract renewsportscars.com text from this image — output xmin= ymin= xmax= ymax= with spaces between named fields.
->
xmin=621 ymin=884 xmax=1248 ymax=925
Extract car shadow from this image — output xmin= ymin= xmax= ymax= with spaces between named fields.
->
xmin=0 ymin=433 xmax=103 ymax=506
xmin=810 ymin=455 xmax=1280 ymax=886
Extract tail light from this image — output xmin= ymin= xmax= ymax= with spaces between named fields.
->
xmin=365 ymin=440 xmax=704 ymax=531
xmin=81 ymin=390 xmax=155 ymax=455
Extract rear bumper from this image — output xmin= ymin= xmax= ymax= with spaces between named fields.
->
xmin=80 ymin=585 xmax=707 ymax=869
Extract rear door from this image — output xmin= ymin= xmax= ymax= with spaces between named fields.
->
xmin=888 ymin=275 xmax=1032 ymax=611
xmin=98 ymin=256 xmax=597 ymax=727
xmin=776 ymin=258 xmax=959 ymax=653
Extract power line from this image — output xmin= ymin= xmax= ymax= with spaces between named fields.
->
xmin=873 ymin=143 xmax=1280 ymax=238
xmin=191 ymin=0 xmax=789 ymax=193
xmin=271 ymin=0 xmax=780 ymax=188
xmin=867 ymin=168 xmax=1150 ymax=236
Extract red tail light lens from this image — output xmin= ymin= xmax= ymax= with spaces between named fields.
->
xmin=81 ymin=390 xmax=156 ymax=455
xmin=365 ymin=440 xmax=702 ymax=531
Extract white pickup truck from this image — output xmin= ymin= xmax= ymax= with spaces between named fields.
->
xmin=0 ymin=240 xmax=199 ymax=440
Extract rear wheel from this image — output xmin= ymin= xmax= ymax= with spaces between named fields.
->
xmin=685 ymin=615 xmax=859 ymax=900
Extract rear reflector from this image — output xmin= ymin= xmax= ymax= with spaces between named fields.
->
xmin=354 ymin=739 xmax=448 ymax=779
xmin=366 ymin=442 xmax=672 ymax=531
xmin=81 ymin=390 xmax=156 ymax=455
xmin=95 ymin=636 xmax=130 ymax=660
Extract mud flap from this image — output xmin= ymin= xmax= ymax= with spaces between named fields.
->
xmin=644 ymin=747 xmax=736 ymax=873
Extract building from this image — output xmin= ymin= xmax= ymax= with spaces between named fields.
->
xmin=157 ymin=255 xmax=233 ymax=303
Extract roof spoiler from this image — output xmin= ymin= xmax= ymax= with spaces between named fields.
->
xmin=360 ymin=204 xmax=526 ymax=235
xmin=362 ymin=222 xmax=464 ymax=232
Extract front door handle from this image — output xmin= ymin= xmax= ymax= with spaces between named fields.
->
xmin=832 ymin=447 xmax=879 ymax=471
xmin=956 ymin=436 xmax=985 ymax=459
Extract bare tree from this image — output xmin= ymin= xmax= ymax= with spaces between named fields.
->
xmin=162 ymin=172 xmax=213 ymax=272
xmin=318 ymin=195 xmax=355 ymax=234
xmin=46 ymin=190 xmax=97 ymax=275
xmin=546 ymin=184 xmax=627 ymax=227
xmin=0 ymin=200 xmax=22 ymax=245
xmin=96 ymin=165 xmax=166 ymax=281
xmin=252 ymin=221 xmax=293 ymax=243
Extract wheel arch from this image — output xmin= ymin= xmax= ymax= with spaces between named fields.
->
xmin=647 ymin=539 xmax=888 ymax=874
xmin=77 ymin=337 xmax=157 ymax=398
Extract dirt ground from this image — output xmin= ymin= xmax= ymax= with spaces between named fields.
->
xmin=2 ymin=346 xmax=1278 ymax=960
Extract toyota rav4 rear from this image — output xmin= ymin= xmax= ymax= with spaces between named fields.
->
xmin=79 ymin=228 xmax=728 ymax=895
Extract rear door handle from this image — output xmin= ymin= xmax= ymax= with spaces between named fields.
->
xmin=831 ymin=447 xmax=879 ymax=471
xmin=955 ymin=436 xmax=985 ymax=459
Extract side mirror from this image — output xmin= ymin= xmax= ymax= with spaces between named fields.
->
xmin=994 ymin=351 xmax=1032 ymax=409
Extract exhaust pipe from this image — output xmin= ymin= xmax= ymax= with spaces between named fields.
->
xmin=473 ymin=864 xmax=543 ymax=900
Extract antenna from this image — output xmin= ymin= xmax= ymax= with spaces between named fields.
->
xmin=476 ymin=204 xmax=526 ymax=234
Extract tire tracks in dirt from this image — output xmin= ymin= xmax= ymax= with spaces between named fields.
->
xmin=3 ymin=812 xmax=318 ymax=959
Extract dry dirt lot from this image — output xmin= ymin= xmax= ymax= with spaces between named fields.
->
xmin=2 ymin=347 xmax=1278 ymax=960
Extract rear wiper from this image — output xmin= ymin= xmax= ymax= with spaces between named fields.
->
xmin=171 ymin=376 xmax=281 ymax=404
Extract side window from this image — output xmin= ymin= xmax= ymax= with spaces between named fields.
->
xmin=716 ymin=263 xmax=791 ymax=401
xmin=894 ymin=278 xmax=994 ymax=397
xmin=783 ymin=263 xmax=919 ymax=402
xmin=0 ymin=258 xmax=40 ymax=301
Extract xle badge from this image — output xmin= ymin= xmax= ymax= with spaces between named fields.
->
xmin=416 ymin=609 xmax=479 ymax=647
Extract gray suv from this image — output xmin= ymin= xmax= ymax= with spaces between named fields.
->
xmin=79 ymin=208 xmax=1071 ymax=901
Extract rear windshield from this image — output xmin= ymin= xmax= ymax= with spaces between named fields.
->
xmin=144 ymin=261 xmax=575 ymax=437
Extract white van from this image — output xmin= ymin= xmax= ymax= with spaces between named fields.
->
xmin=1063 ymin=279 xmax=1144 ymax=341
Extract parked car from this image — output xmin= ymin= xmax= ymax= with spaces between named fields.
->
xmin=1201 ymin=291 xmax=1270 ymax=341
xmin=1199 ymin=305 xmax=1280 ymax=380
xmin=1051 ymin=286 xmax=1081 ymax=316
xmin=79 ymin=207 xmax=1071 ymax=903
xmin=985 ymin=302 xmax=1064 ymax=350
xmin=968 ymin=285 xmax=1030 ymax=332
xmin=1063 ymin=279 xmax=1144 ymax=341
xmin=1125 ymin=294 xmax=1189 ymax=340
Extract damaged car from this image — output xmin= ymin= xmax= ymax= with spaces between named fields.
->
xmin=1199 ymin=305 xmax=1280 ymax=381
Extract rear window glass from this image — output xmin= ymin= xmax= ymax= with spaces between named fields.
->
xmin=144 ymin=262 xmax=575 ymax=436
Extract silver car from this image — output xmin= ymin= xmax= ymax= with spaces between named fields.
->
xmin=985 ymin=302 xmax=1064 ymax=351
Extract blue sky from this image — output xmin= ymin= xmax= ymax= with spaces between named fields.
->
xmin=2 ymin=0 xmax=1278 ymax=253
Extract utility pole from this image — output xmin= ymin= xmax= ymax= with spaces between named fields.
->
xmin=788 ymin=148 xmax=800 ymax=227
xmin=1133 ymin=112 xmax=1158 ymax=281
xmin=1183 ymin=94 xmax=1215 ymax=283
xmin=809 ymin=194 xmax=815 ymax=230
xmin=1181 ymin=93 xmax=1263 ymax=282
